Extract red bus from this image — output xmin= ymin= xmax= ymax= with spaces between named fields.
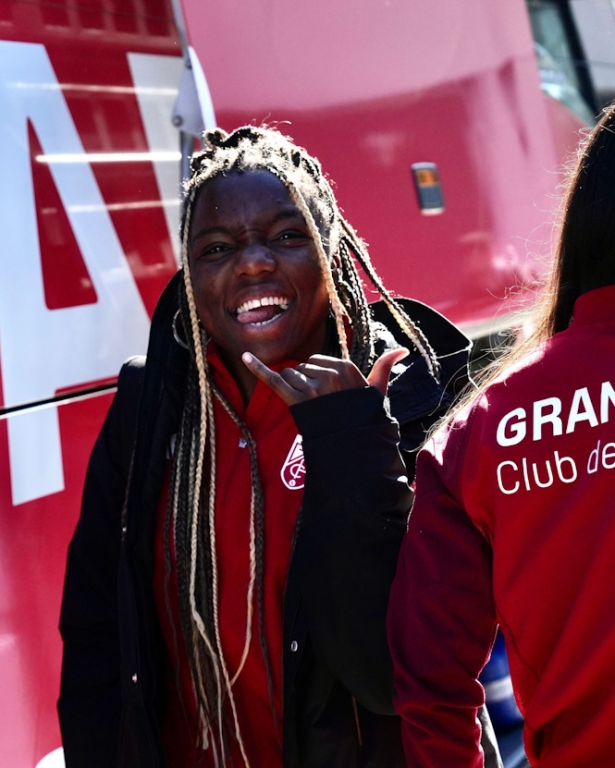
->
xmin=0 ymin=0 xmax=606 ymax=765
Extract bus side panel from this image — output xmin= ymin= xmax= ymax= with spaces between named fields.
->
xmin=0 ymin=1 xmax=182 ymax=764
xmin=0 ymin=393 xmax=113 ymax=766
xmin=181 ymin=0 xmax=560 ymax=329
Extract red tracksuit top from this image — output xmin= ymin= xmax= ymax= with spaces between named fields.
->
xmin=387 ymin=284 xmax=615 ymax=768
xmin=153 ymin=344 xmax=304 ymax=768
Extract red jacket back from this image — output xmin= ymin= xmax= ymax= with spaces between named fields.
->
xmin=388 ymin=284 xmax=615 ymax=767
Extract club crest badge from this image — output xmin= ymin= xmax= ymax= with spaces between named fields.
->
xmin=281 ymin=435 xmax=305 ymax=490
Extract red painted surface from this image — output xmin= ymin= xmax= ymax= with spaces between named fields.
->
xmin=181 ymin=0 xmax=565 ymax=329
xmin=0 ymin=0 xmax=182 ymax=320
xmin=30 ymin=120 xmax=99 ymax=309
xmin=542 ymin=93 xmax=587 ymax=175
xmin=0 ymin=0 xmax=181 ymax=764
xmin=0 ymin=390 xmax=114 ymax=766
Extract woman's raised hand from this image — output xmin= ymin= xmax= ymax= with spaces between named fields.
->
xmin=241 ymin=348 xmax=408 ymax=407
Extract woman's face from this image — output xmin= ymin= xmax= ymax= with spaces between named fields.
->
xmin=188 ymin=169 xmax=330 ymax=388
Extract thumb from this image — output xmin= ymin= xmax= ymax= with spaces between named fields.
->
xmin=367 ymin=348 xmax=409 ymax=395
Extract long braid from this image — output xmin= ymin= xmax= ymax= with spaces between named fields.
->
xmin=171 ymin=358 xmax=219 ymax=757
xmin=275 ymin=171 xmax=350 ymax=360
xmin=207 ymin=379 xmax=277 ymax=733
xmin=204 ymin=378 xmax=253 ymax=768
xmin=337 ymin=238 xmax=375 ymax=373
xmin=182 ymin=199 xmax=229 ymax=759
xmin=184 ymin=188 xmax=257 ymax=764
xmin=166 ymin=124 xmax=443 ymax=764
xmin=339 ymin=219 xmax=440 ymax=376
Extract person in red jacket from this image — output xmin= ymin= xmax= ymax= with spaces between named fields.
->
xmin=387 ymin=103 xmax=615 ymax=767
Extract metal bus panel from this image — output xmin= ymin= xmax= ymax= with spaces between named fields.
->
xmin=0 ymin=391 xmax=114 ymax=767
xmin=0 ymin=1 xmax=182 ymax=764
xmin=179 ymin=0 xmax=568 ymax=333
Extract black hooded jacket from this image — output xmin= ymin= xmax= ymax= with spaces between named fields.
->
xmin=58 ymin=272 xmax=500 ymax=767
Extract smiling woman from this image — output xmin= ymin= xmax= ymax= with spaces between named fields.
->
xmin=57 ymin=125 xmax=501 ymax=768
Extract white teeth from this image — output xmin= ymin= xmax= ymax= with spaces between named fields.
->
xmin=235 ymin=296 xmax=290 ymax=314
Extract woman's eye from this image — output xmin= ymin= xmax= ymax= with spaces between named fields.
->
xmin=197 ymin=243 xmax=232 ymax=259
xmin=273 ymin=230 xmax=310 ymax=245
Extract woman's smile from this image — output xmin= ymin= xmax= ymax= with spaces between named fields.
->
xmin=233 ymin=294 xmax=291 ymax=325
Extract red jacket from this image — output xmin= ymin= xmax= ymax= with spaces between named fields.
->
xmin=153 ymin=345 xmax=305 ymax=768
xmin=387 ymin=284 xmax=615 ymax=768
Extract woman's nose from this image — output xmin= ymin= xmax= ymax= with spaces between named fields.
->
xmin=234 ymin=242 xmax=276 ymax=275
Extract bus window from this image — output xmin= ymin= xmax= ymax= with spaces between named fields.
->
xmin=570 ymin=0 xmax=615 ymax=108
xmin=527 ymin=0 xmax=596 ymax=124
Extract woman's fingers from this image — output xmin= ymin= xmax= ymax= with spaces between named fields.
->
xmin=242 ymin=347 xmax=410 ymax=404
xmin=295 ymin=358 xmax=367 ymax=391
xmin=241 ymin=352 xmax=302 ymax=405
xmin=242 ymin=352 xmax=364 ymax=404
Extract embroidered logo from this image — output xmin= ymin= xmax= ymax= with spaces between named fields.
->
xmin=281 ymin=435 xmax=305 ymax=490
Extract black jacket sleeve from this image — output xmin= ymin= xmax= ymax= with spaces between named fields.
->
xmin=290 ymin=385 xmax=411 ymax=716
xmin=58 ymin=358 xmax=144 ymax=768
